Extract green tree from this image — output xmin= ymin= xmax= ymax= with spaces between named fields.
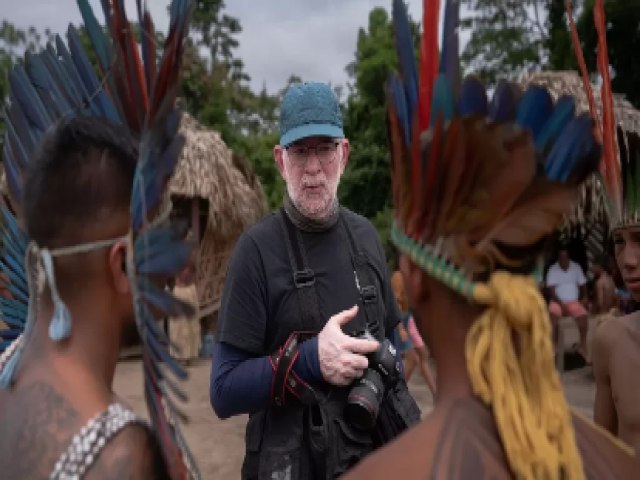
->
xmin=460 ymin=0 xmax=549 ymax=84
xmin=546 ymin=0 xmax=578 ymax=71
xmin=577 ymin=0 xmax=640 ymax=109
xmin=340 ymin=7 xmax=419 ymax=223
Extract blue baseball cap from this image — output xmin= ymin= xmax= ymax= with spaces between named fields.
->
xmin=279 ymin=82 xmax=344 ymax=147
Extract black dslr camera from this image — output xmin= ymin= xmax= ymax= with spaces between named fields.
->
xmin=345 ymin=332 xmax=402 ymax=431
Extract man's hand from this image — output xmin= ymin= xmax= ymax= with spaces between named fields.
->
xmin=317 ymin=306 xmax=379 ymax=386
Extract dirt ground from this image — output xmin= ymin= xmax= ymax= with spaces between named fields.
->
xmin=113 ymin=323 xmax=596 ymax=479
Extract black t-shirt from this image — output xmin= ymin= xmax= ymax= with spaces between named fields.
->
xmin=216 ymin=208 xmax=401 ymax=355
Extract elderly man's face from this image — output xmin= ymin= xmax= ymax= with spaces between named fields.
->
xmin=274 ymin=136 xmax=349 ymax=220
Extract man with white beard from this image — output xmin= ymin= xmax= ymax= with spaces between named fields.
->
xmin=209 ymin=82 xmax=419 ymax=479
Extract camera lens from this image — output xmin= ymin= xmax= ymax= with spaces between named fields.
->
xmin=345 ymin=369 xmax=385 ymax=431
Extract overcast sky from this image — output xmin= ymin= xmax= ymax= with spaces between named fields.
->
xmin=0 ymin=0 xmax=467 ymax=94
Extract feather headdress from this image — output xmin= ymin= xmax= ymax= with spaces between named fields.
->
xmin=388 ymin=1 xmax=603 ymax=478
xmin=565 ymin=0 xmax=639 ymax=230
xmin=0 ymin=1 xmax=199 ymax=478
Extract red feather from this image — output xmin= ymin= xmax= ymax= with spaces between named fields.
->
xmin=594 ymin=0 xmax=622 ymax=217
xmin=565 ymin=0 xmax=600 ymax=135
xmin=419 ymin=0 xmax=440 ymax=131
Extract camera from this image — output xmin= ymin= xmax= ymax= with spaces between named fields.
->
xmin=345 ymin=333 xmax=402 ymax=431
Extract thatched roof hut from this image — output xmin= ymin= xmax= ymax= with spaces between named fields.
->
xmin=520 ymin=71 xmax=640 ymax=229
xmin=171 ymin=113 xmax=267 ymax=319
xmin=171 ymin=113 xmax=267 ymax=241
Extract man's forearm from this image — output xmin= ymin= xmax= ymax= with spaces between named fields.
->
xmin=209 ymin=339 xmax=322 ymax=418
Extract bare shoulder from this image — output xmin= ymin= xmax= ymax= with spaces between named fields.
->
xmin=345 ymin=398 xmax=512 ymax=479
xmin=593 ymin=315 xmax=628 ymax=350
xmin=572 ymin=412 xmax=639 ymax=479
xmin=86 ymin=423 xmax=168 ymax=480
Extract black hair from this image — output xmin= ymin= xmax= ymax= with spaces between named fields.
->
xmin=23 ymin=116 xmax=138 ymax=247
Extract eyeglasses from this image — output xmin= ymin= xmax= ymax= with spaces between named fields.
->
xmin=285 ymin=141 xmax=340 ymax=166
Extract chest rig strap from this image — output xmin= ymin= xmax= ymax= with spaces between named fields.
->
xmin=338 ymin=212 xmax=385 ymax=341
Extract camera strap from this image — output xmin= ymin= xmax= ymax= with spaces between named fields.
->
xmin=269 ymin=331 xmax=318 ymax=407
xmin=339 ymin=212 xmax=385 ymax=340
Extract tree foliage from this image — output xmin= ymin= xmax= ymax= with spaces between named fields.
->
xmin=577 ymin=0 xmax=640 ymax=109
xmin=340 ymin=7 xmax=419 ymax=222
xmin=460 ymin=0 xmax=549 ymax=84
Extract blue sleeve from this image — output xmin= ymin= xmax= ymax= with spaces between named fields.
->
xmin=210 ymin=338 xmax=322 ymax=419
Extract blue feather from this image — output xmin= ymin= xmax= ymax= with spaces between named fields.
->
xmin=430 ymin=74 xmax=455 ymax=125
xmin=55 ymin=35 xmax=103 ymax=118
xmin=0 ymin=264 xmax=28 ymax=297
xmin=516 ymin=85 xmax=553 ymax=141
xmin=40 ymin=47 xmax=86 ymax=116
xmin=139 ymin=280 xmax=195 ymax=318
xmin=545 ymin=115 xmax=595 ymax=182
xmin=5 ymin=119 xmax=30 ymax=171
xmin=77 ymin=0 xmax=113 ymax=74
xmin=2 ymin=157 xmax=23 ymax=206
xmin=535 ymin=95 xmax=576 ymax=153
xmin=457 ymin=75 xmax=488 ymax=117
xmin=389 ymin=74 xmax=411 ymax=145
xmin=488 ymin=80 xmax=521 ymax=123
xmin=132 ymin=126 xmax=185 ymax=231
xmin=392 ymin=0 xmax=418 ymax=128
xmin=0 ymin=298 xmax=28 ymax=319
xmin=67 ymin=25 xmax=120 ymax=122
xmin=24 ymin=52 xmax=70 ymax=118
xmin=1 ymin=313 xmax=27 ymax=329
xmin=135 ymin=229 xmax=192 ymax=275
xmin=9 ymin=65 xmax=53 ymax=132
xmin=6 ymin=101 xmax=38 ymax=156
xmin=144 ymin=320 xmax=188 ymax=380
xmin=440 ymin=0 xmax=460 ymax=92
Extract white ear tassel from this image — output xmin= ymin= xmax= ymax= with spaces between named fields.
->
xmin=36 ymin=260 xmax=46 ymax=295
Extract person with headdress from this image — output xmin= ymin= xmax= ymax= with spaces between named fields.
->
xmin=345 ymin=1 xmax=638 ymax=478
xmin=564 ymin=0 xmax=640 ymax=456
xmin=0 ymin=1 xmax=200 ymax=478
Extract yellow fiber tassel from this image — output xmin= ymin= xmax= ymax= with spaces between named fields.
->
xmin=467 ymin=272 xmax=585 ymax=480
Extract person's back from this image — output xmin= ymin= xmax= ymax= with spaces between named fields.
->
xmin=0 ymin=377 xmax=162 ymax=478
xmin=346 ymin=1 xmax=638 ymax=478
xmin=348 ymin=397 xmax=637 ymax=479
xmin=0 ymin=118 xmax=166 ymax=479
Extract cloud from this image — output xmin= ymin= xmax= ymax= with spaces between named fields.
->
xmin=0 ymin=0 xmax=464 ymax=94
xmin=225 ymin=0 xmax=425 ymax=93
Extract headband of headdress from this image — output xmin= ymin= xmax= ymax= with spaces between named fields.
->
xmin=565 ymin=0 xmax=639 ymax=231
xmin=387 ymin=1 xmax=603 ymax=478
xmin=0 ymin=1 xmax=200 ymax=478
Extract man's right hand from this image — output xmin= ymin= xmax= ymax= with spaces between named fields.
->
xmin=317 ymin=305 xmax=380 ymax=386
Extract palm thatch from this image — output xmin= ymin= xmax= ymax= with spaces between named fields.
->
xmin=521 ymin=71 xmax=640 ymax=229
xmin=171 ymin=112 xmax=267 ymax=240
xmin=171 ymin=113 xmax=267 ymax=317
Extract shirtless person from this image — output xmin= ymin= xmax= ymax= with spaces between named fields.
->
xmin=592 ymin=259 xmax=618 ymax=315
xmin=593 ymin=228 xmax=640 ymax=454
xmin=0 ymin=118 xmax=166 ymax=478
xmin=346 ymin=1 xmax=637 ymax=477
